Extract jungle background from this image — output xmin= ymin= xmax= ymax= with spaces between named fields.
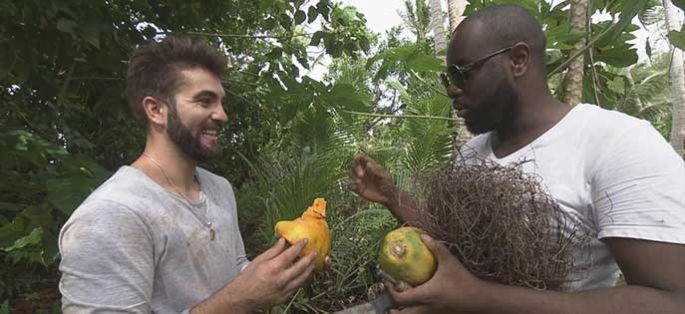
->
xmin=1 ymin=0 xmax=684 ymax=312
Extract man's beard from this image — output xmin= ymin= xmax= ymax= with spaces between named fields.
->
xmin=166 ymin=105 xmax=216 ymax=163
xmin=465 ymin=79 xmax=518 ymax=135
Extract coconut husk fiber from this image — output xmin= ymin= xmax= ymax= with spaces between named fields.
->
xmin=412 ymin=158 xmax=588 ymax=291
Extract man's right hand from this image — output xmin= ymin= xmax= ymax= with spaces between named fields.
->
xmin=192 ymin=238 xmax=316 ymax=313
xmin=348 ymin=155 xmax=397 ymax=206
xmin=386 ymin=234 xmax=483 ymax=313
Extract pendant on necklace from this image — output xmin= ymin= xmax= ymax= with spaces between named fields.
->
xmin=207 ymin=222 xmax=215 ymax=241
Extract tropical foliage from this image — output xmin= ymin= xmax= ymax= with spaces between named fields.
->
xmin=1 ymin=0 xmax=681 ymax=311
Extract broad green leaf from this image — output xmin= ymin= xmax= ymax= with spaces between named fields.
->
xmin=46 ymin=176 xmax=96 ymax=215
xmin=554 ymin=31 xmax=588 ymax=47
xmin=71 ymin=154 xmax=111 ymax=180
xmin=294 ymin=10 xmax=306 ymax=25
xmin=20 ymin=205 xmax=54 ymax=229
xmin=307 ymin=6 xmax=318 ymax=23
xmin=596 ymin=46 xmax=638 ymax=67
xmin=275 ymin=80 xmax=310 ymax=125
xmin=317 ymin=2 xmax=331 ymax=22
xmin=406 ymin=54 xmax=444 ymax=72
xmin=668 ymin=29 xmax=685 ymax=51
xmin=4 ymin=227 xmax=43 ymax=252
xmin=279 ymin=13 xmax=292 ymax=29
xmin=264 ymin=17 xmax=277 ymax=30
xmin=266 ymin=47 xmax=283 ymax=59
xmin=607 ymin=76 xmax=625 ymax=95
xmin=545 ymin=23 xmax=571 ymax=47
xmin=359 ymin=36 xmax=370 ymax=52
xmin=0 ymin=217 xmax=26 ymax=248
xmin=596 ymin=0 xmax=648 ymax=48
xmin=309 ymin=31 xmax=324 ymax=46
xmin=326 ymin=40 xmax=343 ymax=57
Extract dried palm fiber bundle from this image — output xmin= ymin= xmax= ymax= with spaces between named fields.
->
xmin=412 ymin=158 xmax=588 ymax=291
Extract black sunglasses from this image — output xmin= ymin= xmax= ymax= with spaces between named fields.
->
xmin=443 ymin=46 xmax=513 ymax=88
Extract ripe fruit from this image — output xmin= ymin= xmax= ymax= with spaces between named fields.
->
xmin=378 ymin=227 xmax=437 ymax=287
xmin=274 ymin=198 xmax=331 ymax=271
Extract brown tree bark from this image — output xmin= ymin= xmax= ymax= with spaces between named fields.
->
xmin=562 ymin=0 xmax=589 ymax=107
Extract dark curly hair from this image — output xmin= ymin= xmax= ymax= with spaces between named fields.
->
xmin=125 ymin=36 xmax=227 ymax=128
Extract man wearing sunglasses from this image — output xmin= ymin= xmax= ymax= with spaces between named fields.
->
xmin=349 ymin=4 xmax=684 ymax=314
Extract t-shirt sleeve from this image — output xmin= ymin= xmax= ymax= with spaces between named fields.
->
xmin=223 ymin=178 xmax=250 ymax=271
xmin=591 ymin=122 xmax=685 ymax=244
xmin=58 ymin=200 xmax=155 ymax=313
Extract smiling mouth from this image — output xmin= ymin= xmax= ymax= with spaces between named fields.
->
xmin=200 ymin=130 xmax=220 ymax=147
xmin=201 ymin=129 xmax=218 ymax=136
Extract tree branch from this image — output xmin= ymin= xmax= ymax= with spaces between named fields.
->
xmin=159 ymin=31 xmax=311 ymax=40
xmin=339 ymin=109 xmax=456 ymax=121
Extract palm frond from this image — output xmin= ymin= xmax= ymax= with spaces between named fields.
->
xmin=638 ymin=0 xmax=663 ymax=27
xmin=638 ymin=100 xmax=673 ymax=121
xmin=400 ymin=94 xmax=453 ymax=177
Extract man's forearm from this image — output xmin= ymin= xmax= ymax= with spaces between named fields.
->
xmin=190 ymin=283 xmax=253 ymax=314
xmin=385 ymin=190 xmax=424 ymax=226
xmin=470 ymin=280 xmax=685 ymax=314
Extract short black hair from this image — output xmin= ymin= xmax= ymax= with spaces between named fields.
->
xmin=459 ymin=4 xmax=546 ymax=66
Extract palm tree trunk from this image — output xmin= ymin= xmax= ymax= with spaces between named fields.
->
xmin=563 ymin=0 xmax=589 ymax=106
xmin=664 ymin=0 xmax=685 ymax=157
xmin=429 ymin=0 xmax=447 ymax=53
xmin=446 ymin=0 xmax=472 ymax=150
xmin=428 ymin=0 xmax=458 ymax=156
xmin=447 ymin=0 xmax=467 ymax=32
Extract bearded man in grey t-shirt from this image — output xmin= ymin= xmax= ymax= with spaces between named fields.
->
xmin=58 ymin=36 xmax=323 ymax=313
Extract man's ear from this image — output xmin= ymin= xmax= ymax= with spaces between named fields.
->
xmin=509 ymin=42 xmax=531 ymax=78
xmin=142 ymin=96 xmax=167 ymax=127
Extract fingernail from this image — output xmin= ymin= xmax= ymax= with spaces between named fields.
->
xmin=421 ymin=234 xmax=432 ymax=241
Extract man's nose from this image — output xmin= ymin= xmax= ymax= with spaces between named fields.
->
xmin=214 ymin=103 xmax=228 ymax=124
xmin=446 ymin=84 xmax=463 ymax=99
xmin=447 ymin=85 xmax=466 ymax=109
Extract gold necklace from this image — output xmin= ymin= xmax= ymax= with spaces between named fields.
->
xmin=142 ymin=153 xmax=215 ymax=241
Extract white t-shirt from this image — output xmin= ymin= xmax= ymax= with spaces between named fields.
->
xmin=460 ymin=104 xmax=685 ymax=291
xmin=59 ymin=166 xmax=249 ymax=313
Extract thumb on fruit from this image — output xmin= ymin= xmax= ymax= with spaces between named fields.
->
xmin=420 ymin=234 xmax=450 ymax=260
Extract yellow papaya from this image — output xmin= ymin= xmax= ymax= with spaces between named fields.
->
xmin=378 ymin=226 xmax=437 ymax=287
xmin=274 ymin=198 xmax=331 ymax=271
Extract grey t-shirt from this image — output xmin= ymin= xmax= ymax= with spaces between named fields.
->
xmin=59 ymin=166 xmax=249 ymax=313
